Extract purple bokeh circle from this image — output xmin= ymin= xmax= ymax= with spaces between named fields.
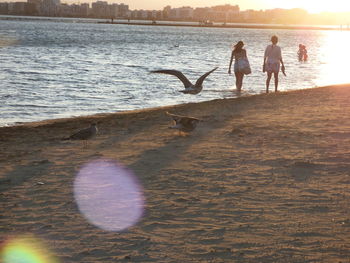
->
xmin=74 ymin=159 xmax=145 ymax=232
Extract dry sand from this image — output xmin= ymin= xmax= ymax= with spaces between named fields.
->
xmin=0 ymin=85 xmax=349 ymax=262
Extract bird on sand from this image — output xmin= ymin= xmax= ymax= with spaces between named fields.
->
xmin=151 ymin=67 xmax=218 ymax=94
xmin=166 ymin=111 xmax=200 ymax=135
xmin=63 ymin=123 xmax=98 ymax=146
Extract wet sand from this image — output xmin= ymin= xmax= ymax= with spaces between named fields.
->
xmin=0 ymin=84 xmax=349 ymax=262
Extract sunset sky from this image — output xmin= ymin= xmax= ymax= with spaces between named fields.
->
xmin=109 ymin=0 xmax=350 ymax=14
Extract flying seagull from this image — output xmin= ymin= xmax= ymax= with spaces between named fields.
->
xmin=151 ymin=67 xmax=218 ymax=94
xmin=63 ymin=123 xmax=98 ymax=146
xmin=166 ymin=111 xmax=200 ymax=135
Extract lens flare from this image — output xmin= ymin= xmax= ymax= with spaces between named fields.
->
xmin=1 ymin=235 xmax=59 ymax=263
xmin=74 ymin=159 xmax=145 ymax=232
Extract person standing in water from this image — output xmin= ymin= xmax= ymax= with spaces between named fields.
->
xmin=298 ymin=44 xmax=304 ymax=61
xmin=298 ymin=44 xmax=308 ymax=61
xmin=228 ymin=40 xmax=251 ymax=92
xmin=263 ymin=35 xmax=285 ymax=93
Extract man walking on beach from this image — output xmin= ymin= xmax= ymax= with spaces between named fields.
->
xmin=263 ymin=35 xmax=285 ymax=93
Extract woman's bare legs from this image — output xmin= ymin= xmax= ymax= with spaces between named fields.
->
xmin=235 ymin=72 xmax=244 ymax=92
xmin=266 ymin=72 xmax=279 ymax=93
xmin=266 ymin=72 xmax=272 ymax=93
xmin=274 ymin=72 xmax=279 ymax=92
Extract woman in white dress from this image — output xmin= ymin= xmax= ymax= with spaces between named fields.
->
xmin=263 ymin=35 xmax=285 ymax=93
xmin=228 ymin=41 xmax=250 ymax=92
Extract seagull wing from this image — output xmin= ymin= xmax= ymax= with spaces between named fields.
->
xmin=69 ymin=127 xmax=92 ymax=140
xmin=166 ymin=111 xmax=182 ymax=123
xmin=151 ymin=70 xmax=193 ymax=89
xmin=180 ymin=117 xmax=200 ymax=125
xmin=166 ymin=112 xmax=200 ymax=122
xmin=195 ymin=67 xmax=218 ymax=86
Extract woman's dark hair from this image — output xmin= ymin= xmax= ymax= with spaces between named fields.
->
xmin=233 ymin=41 xmax=244 ymax=53
xmin=271 ymin=35 xmax=278 ymax=44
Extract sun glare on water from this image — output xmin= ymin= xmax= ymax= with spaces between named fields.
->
xmin=316 ymin=31 xmax=350 ymax=86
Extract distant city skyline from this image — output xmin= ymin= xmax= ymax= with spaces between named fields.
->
xmin=1 ymin=0 xmax=350 ymax=14
xmin=59 ymin=0 xmax=350 ymax=14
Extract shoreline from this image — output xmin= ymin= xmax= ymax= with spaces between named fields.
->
xmin=101 ymin=21 xmax=347 ymax=31
xmin=0 ymin=15 xmax=346 ymax=31
xmin=1 ymin=83 xmax=349 ymax=131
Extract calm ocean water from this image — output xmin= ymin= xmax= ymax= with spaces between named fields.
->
xmin=1 ymin=17 xmax=350 ymax=126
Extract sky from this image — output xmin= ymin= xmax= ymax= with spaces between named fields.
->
xmin=105 ymin=0 xmax=350 ymax=14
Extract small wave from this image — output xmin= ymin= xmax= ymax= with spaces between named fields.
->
xmin=1 ymin=95 xmax=13 ymax=99
xmin=110 ymin=63 xmax=149 ymax=71
xmin=205 ymin=89 xmax=235 ymax=92
xmin=7 ymin=104 xmax=51 ymax=108
xmin=17 ymin=71 xmax=42 ymax=75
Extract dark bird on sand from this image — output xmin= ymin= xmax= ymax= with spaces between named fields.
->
xmin=63 ymin=123 xmax=98 ymax=145
xmin=151 ymin=67 xmax=218 ymax=94
xmin=166 ymin=112 xmax=200 ymax=135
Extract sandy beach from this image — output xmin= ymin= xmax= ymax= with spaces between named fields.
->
xmin=0 ymin=85 xmax=349 ymax=262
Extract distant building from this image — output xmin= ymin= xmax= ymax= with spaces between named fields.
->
xmin=109 ymin=3 xmax=129 ymax=18
xmin=0 ymin=1 xmax=334 ymax=26
xmin=9 ymin=2 xmax=26 ymax=14
xmin=80 ymin=3 xmax=89 ymax=16
xmin=118 ymin=3 xmax=128 ymax=17
xmin=91 ymin=1 xmax=108 ymax=18
xmin=58 ymin=3 xmax=89 ymax=17
xmin=162 ymin=5 xmax=171 ymax=19
xmin=0 ymin=2 xmax=9 ymax=14
xmin=130 ymin=9 xmax=148 ymax=19
xmin=129 ymin=8 xmax=161 ymax=20
xmin=263 ymin=8 xmax=308 ymax=24
xmin=41 ymin=0 xmax=60 ymax=16
xmin=27 ymin=0 xmax=41 ymax=14
xmin=109 ymin=3 xmax=119 ymax=18
xmin=192 ymin=5 xmax=239 ymax=22
xmin=169 ymin=6 xmax=194 ymax=20
xmin=90 ymin=1 xmax=128 ymax=18
xmin=193 ymin=7 xmax=210 ymax=21
xmin=207 ymin=5 xmax=239 ymax=22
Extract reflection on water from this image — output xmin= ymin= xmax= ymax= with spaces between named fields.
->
xmin=1 ymin=18 xmax=350 ymax=126
xmin=0 ymin=34 xmax=18 ymax=47
xmin=317 ymin=31 xmax=350 ymax=85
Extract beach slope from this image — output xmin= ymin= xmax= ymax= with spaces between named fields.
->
xmin=1 ymin=85 xmax=349 ymax=262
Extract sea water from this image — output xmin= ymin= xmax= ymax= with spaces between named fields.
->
xmin=1 ymin=16 xmax=350 ymax=126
